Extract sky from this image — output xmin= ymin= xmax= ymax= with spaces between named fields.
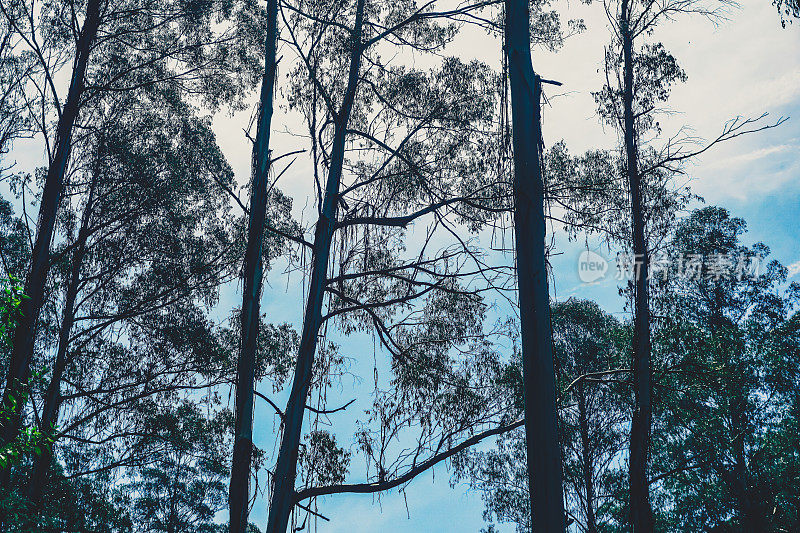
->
xmin=2 ymin=0 xmax=799 ymax=531
xmin=205 ymin=1 xmax=800 ymax=531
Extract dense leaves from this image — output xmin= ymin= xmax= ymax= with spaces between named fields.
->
xmin=0 ymin=0 xmax=796 ymax=531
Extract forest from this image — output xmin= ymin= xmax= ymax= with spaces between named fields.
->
xmin=1 ymin=0 xmax=799 ymax=531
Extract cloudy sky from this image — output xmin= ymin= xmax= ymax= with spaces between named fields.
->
xmin=203 ymin=1 xmax=800 ymax=531
xmin=4 ymin=0 xmax=797 ymax=531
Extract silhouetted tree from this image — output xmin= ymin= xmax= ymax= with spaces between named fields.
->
xmin=0 ymin=0 xmax=264 ymax=462
xmin=504 ymin=0 xmax=566 ymax=527
xmin=229 ymin=0 xmax=281 ymax=530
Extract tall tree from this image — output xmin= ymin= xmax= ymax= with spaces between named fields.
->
xmin=0 ymin=0 xmax=103 ymax=459
xmin=618 ymin=1 xmax=655 ymax=527
xmin=24 ymin=142 xmax=99 ymax=505
xmin=264 ymin=2 xmax=367 ymax=529
xmin=505 ymin=0 xmax=564 ymax=528
xmin=595 ymin=1 xmax=750 ymax=528
xmin=264 ymin=1 xmax=514 ymax=529
xmin=4 ymin=78 xmax=295 ymax=527
xmin=649 ymin=207 xmax=800 ymax=532
xmin=0 ymin=0 xmax=264 ymax=458
xmin=554 ymin=300 xmax=629 ymax=533
xmin=229 ymin=0 xmax=279 ymax=530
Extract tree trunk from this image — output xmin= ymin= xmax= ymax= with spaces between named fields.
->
xmin=0 ymin=0 xmax=103 ymax=474
xmin=729 ymin=385 xmax=760 ymax=531
xmin=578 ymin=382 xmax=598 ymax=533
xmin=505 ymin=0 xmax=565 ymax=530
xmin=26 ymin=162 xmax=98 ymax=505
xmin=731 ymin=423 xmax=758 ymax=531
xmin=620 ymin=1 xmax=654 ymax=530
xmin=228 ymin=1 xmax=279 ymax=530
xmin=264 ymin=2 xmax=365 ymax=531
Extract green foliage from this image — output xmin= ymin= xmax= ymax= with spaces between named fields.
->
xmin=0 ymin=199 xmax=30 ymax=279
xmin=0 ymin=275 xmax=24 ymax=347
xmin=0 ymin=391 xmax=51 ymax=471
xmin=0 ymin=278 xmax=51 ymax=472
xmin=650 ymin=207 xmax=800 ymax=531
xmin=128 ymin=401 xmax=233 ymax=533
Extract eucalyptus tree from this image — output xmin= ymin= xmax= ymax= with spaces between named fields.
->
xmin=1 ymin=81 xmax=295 ymax=528
xmin=274 ymin=2 xmax=589 ymax=529
xmin=554 ymin=300 xmax=629 ymax=533
xmin=455 ymin=299 xmax=630 ymax=533
xmin=504 ymin=0 xmax=566 ymax=526
xmin=129 ymin=401 xmax=233 ymax=533
xmin=229 ymin=0 xmax=280 ymax=529
xmin=599 ymin=14 xmax=683 ymax=530
xmin=20 ymin=87 xmax=229 ymax=502
xmin=591 ymin=0 xmax=782 ymax=528
xmin=649 ymin=207 xmax=800 ymax=531
xmin=0 ymin=0 xmax=264 ymax=456
xmin=256 ymin=1 xmax=532 ymax=530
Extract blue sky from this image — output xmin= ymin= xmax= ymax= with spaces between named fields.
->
xmin=2 ymin=0 xmax=799 ymax=531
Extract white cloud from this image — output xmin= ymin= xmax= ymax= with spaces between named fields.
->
xmin=788 ymin=260 xmax=800 ymax=278
xmin=704 ymin=144 xmax=799 ymax=169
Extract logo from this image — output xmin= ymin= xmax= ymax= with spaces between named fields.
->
xmin=578 ymin=250 xmax=608 ymax=283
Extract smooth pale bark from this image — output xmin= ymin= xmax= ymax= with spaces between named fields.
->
xmin=0 ymin=0 xmax=103 ymax=477
xmin=505 ymin=0 xmax=565 ymax=530
xmin=578 ymin=382 xmax=598 ymax=533
xmin=264 ymin=1 xmax=365 ymax=531
xmin=25 ymin=165 xmax=98 ymax=505
xmin=620 ymin=1 xmax=654 ymax=530
xmin=229 ymin=1 xmax=279 ymax=531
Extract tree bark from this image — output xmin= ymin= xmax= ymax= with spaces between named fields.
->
xmin=505 ymin=0 xmax=565 ymax=530
xmin=730 ymin=406 xmax=758 ymax=531
xmin=25 ymin=161 xmax=98 ymax=505
xmin=620 ymin=1 xmax=654 ymax=530
xmin=578 ymin=382 xmax=598 ymax=533
xmin=264 ymin=2 xmax=365 ymax=531
xmin=727 ymin=375 xmax=760 ymax=531
xmin=228 ymin=1 xmax=279 ymax=531
xmin=0 ymin=0 xmax=103 ymax=472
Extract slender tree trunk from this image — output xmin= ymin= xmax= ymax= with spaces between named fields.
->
xmin=728 ymin=379 xmax=760 ymax=531
xmin=265 ymin=2 xmax=365 ymax=531
xmin=505 ymin=0 xmax=565 ymax=530
xmin=730 ymin=409 xmax=758 ymax=531
xmin=0 ymin=0 xmax=103 ymax=473
xmin=578 ymin=382 xmax=598 ymax=533
xmin=25 ymin=164 xmax=98 ymax=505
xmin=620 ymin=2 xmax=654 ymax=530
xmin=228 ymin=1 xmax=279 ymax=530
